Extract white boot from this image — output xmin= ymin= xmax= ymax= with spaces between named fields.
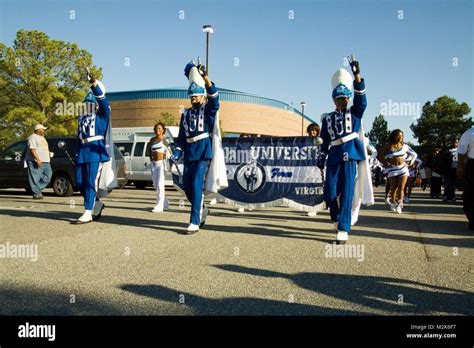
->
xmin=152 ymin=205 xmax=164 ymax=213
xmin=336 ymin=231 xmax=348 ymax=244
xmin=237 ymin=207 xmax=245 ymax=213
xmin=396 ymin=202 xmax=403 ymax=214
xmin=390 ymin=202 xmax=397 ymax=212
xmin=307 ymin=211 xmax=317 ymax=217
xmin=77 ymin=210 xmax=93 ymax=224
xmin=186 ymin=223 xmax=200 ymax=234
xmin=209 ymin=198 xmax=217 ymax=205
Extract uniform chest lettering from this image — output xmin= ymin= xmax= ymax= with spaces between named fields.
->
xmin=183 ymin=107 xmax=205 ymax=136
xmin=79 ymin=114 xmax=96 ymax=137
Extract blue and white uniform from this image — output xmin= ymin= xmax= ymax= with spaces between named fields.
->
xmin=384 ymin=144 xmax=418 ymax=178
xmin=409 ymin=158 xmax=422 ymax=178
xmin=320 ymin=78 xmax=367 ymax=234
xmin=75 ymin=83 xmax=110 ymax=211
xmin=176 ymin=83 xmax=219 ymax=226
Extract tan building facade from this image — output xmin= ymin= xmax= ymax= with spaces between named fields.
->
xmin=108 ymin=88 xmax=314 ymax=136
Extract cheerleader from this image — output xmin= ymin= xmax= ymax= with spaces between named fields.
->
xmin=147 ymin=123 xmax=170 ymax=212
xmin=379 ymin=129 xmax=417 ymax=213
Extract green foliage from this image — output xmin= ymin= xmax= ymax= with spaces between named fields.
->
xmin=0 ymin=29 xmax=102 ymax=148
xmin=367 ymin=114 xmax=390 ymax=150
xmin=411 ymin=96 xmax=472 ymax=156
xmin=155 ymin=112 xmax=178 ymax=126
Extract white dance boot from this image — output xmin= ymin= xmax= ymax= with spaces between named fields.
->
xmin=76 ymin=210 xmax=93 ymax=224
xmin=336 ymin=231 xmax=348 ymax=244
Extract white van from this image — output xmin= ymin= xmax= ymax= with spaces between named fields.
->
xmin=113 ymin=126 xmax=179 ymax=188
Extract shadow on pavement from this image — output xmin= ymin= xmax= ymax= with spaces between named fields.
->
xmin=213 ymin=265 xmax=474 ymax=315
xmin=204 ymin=216 xmax=474 ymax=248
xmin=204 ymin=222 xmax=334 ymax=243
xmin=0 ymin=208 xmax=186 ymax=234
xmin=1 ymin=204 xmax=471 ymax=248
xmin=118 ymin=283 xmax=370 ymax=315
xmin=355 ymin=215 xmax=474 ymax=248
xmin=0 ymin=286 xmax=124 ymax=315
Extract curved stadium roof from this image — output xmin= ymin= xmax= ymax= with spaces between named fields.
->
xmin=107 ymin=87 xmax=314 ymax=122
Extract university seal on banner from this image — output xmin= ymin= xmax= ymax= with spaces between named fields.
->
xmin=234 ymin=161 xmax=266 ymax=194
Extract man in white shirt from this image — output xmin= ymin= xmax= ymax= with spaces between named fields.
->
xmin=25 ymin=124 xmax=52 ymax=199
xmin=457 ymin=126 xmax=474 ymax=231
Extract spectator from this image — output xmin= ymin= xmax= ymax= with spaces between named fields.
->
xmin=25 ymin=124 xmax=52 ymax=199
xmin=443 ymin=138 xmax=459 ymax=202
xmin=306 ymin=122 xmax=321 ymax=217
xmin=426 ymin=148 xmax=442 ymax=198
xmin=306 ymin=123 xmax=321 ymax=137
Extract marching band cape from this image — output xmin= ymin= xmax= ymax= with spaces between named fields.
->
xmin=205 ymin=110 xmax=228 ymax=193
xmin=94 ymin=80 xmax=117 ymax=198
xmin=351 ymin=122 xmax=375 ymax=225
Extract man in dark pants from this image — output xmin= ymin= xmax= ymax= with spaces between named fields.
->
xmin=427 ymin=148 xmax=442 ymax=198
xmin=443 ymin=138 xmax=458 ymax=202
xmin=457 ymin=127 xmax=474 ymax=231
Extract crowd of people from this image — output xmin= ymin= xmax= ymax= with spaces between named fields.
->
xmin=22 ymin=58 xmax=474 ymax=239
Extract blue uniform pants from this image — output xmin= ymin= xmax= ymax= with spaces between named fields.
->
xmin=324 ymin=160 xmax=357 ymax=233
xmin=75 ymin=162 xmax=101 ymax=210
xmin=183 ymin=160 xmax=209 ymax=225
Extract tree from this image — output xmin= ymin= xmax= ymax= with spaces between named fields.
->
xmin=154 ymin=112 xmax=178 ymax=127
xmin=367 ymin=114 xmax=390 ymax=150
xmin=0 ymin=29 xmax=102 ymax=148
xmin=411 ymin=96 xmax=472 ymax=155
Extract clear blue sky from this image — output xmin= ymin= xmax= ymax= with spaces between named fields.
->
xmin=1 ymin=0 xmax=473 ymax=143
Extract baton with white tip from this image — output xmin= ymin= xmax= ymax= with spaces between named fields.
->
xmin=202 ymin=25 xmax=214 ymax=75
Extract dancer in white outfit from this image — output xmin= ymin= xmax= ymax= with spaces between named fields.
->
xmin=379 ymin=129 xmax=417 ymax=213
xmin=147 ymin=123 xmax=170 ymax=213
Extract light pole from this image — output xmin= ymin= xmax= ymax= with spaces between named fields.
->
xmin=202 ymin=25 xmax=214 ymax=74
xmin=300 ymin=101 xmax=306 ymax=136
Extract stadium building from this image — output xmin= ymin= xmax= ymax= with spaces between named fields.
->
xmin=107 ymin=88 xmax=314 ymax=137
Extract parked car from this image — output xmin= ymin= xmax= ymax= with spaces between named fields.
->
xmin=0 ymin=137 xmax=128 ymax=197
xmin=113 ymin=127 xmax=178 ymax=189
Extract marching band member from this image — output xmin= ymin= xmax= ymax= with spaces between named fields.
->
xmin=457 ymin=126 xmax=474 ymax=231
xmin=318 ymin=56 xmax=367 ymax=244
xmin=170 ymin=61 xmax=221 ymax=234
xmin=74 ymin=71 xmax=116 ymax=224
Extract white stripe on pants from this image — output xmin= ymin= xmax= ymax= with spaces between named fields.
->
xmin=151 ymin=160 xmax=168 ymax=209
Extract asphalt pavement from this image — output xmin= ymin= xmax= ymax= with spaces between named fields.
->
xmin=1 ymin=186 xmax=473 ymax=315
